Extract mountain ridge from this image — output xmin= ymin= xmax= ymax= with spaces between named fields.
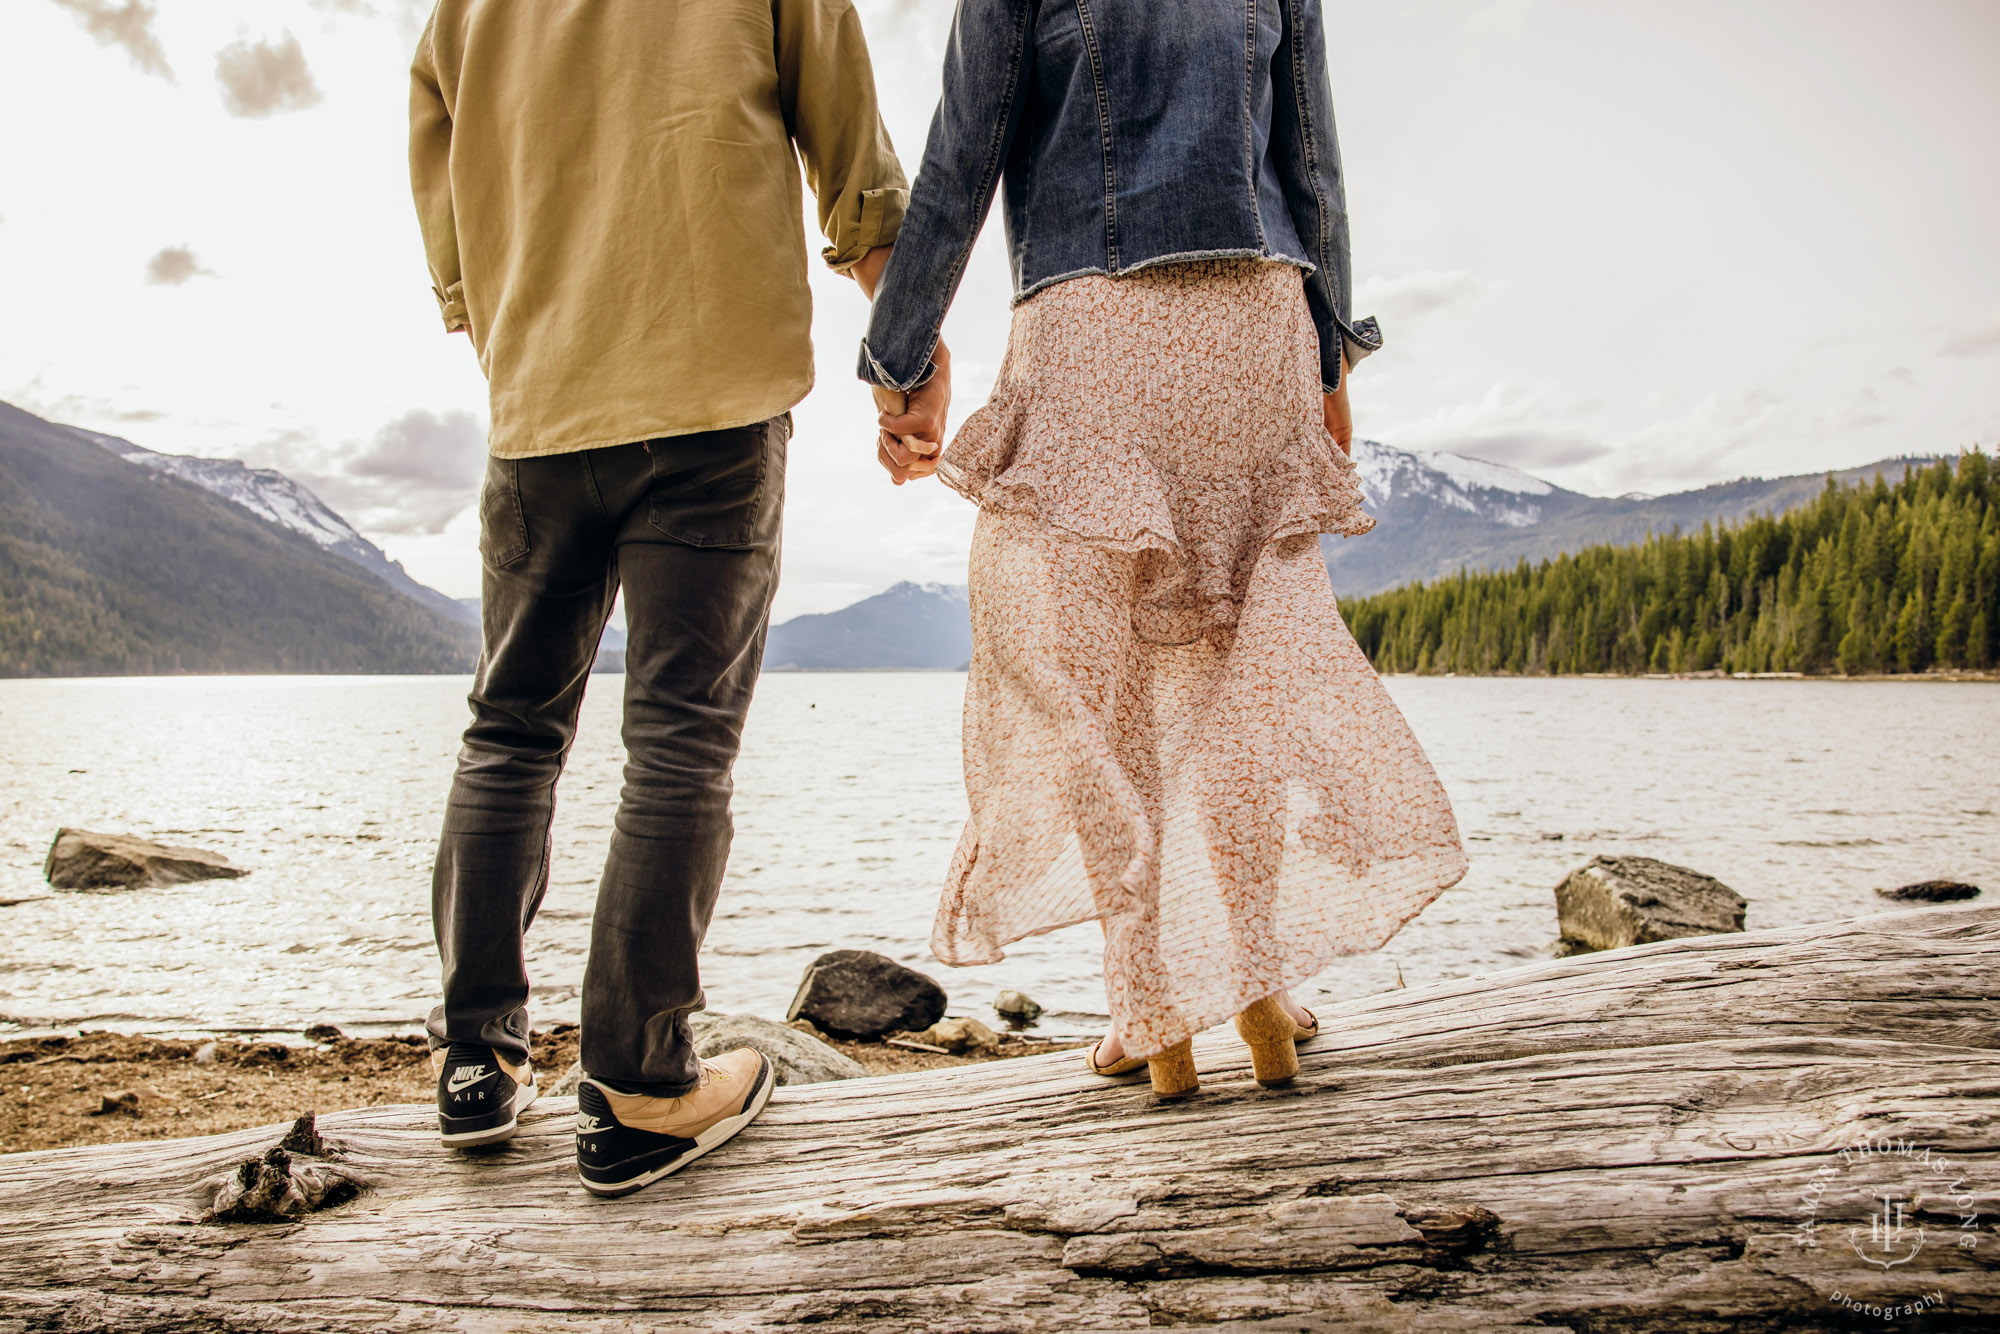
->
xmin=762 ymin=445 xmax=1952 ymax=670
xmin=0 ymin=400 xmax=478 ymax=677
xmin=77 ymin=429 xmax=476 ymax=626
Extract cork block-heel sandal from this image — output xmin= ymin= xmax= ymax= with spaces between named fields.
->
xmin=1234 ymin=995 xmax=1301 ymax=1086
xmin=1147 ymin=1038 xmax=1198 ymax=1099
xmin=1087 ymin=1035 xmax=1199 ymax=1098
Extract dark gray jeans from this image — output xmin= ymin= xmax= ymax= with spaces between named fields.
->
xmin=427 ymin=416 xmax=786 ymax=1097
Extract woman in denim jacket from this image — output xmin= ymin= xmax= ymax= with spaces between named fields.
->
xmin=864 ymin=0 xmax=1467 ymax=1099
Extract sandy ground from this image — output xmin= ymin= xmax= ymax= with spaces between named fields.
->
xmin=1 ymin=1025 xmax=1086 ymax=1155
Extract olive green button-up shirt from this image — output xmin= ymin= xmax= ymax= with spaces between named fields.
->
xmin=410 ymin=0 xmax=907 ymax=458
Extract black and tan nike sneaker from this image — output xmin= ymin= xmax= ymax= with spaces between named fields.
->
xmin=575 ymin=1047 xmax=775 ymax=1196
xmin=433 ymin=1042 xmax=538 ymax=1148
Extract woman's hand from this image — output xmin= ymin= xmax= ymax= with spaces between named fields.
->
xmin=874 ymin=340 xmax=952 ymax=486
xmin=1323 ymin=353 xmax=1353 ymax=457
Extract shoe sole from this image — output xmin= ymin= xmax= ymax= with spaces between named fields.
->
xmin=439 ymin=1081 xmax=539 ymax=1148
xmin=578 ymin=1061 xmax=776 ymax=1197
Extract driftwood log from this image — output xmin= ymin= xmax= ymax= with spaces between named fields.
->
xmin=1 ymin=905 xmax=1995 ymax=1333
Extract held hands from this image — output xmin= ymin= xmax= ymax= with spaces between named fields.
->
xmin=1322 ymin=352 xmax=1353 ymax=457
xmin=874 ymin=340 xmax=952 ymax=486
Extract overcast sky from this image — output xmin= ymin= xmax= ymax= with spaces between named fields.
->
xmin=3 ymin=1 xmax=1996 ymax=617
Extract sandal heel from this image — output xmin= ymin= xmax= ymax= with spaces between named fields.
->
xmin=1147 ymin=1039 xmax=1199 ymax=1099
xmin=1234 ymin=996 xmax=1300 ymax=1086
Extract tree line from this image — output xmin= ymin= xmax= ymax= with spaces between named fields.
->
xmin=1342 ymin=452 xmax=1998 ymax=677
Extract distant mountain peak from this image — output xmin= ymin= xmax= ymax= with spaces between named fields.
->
xmin=1348 ymin=439 xmax=1565 ymax=530
xmin=78 ymin=430 xmax=372 ymax=557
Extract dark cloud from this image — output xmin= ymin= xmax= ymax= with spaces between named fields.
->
xmin=214 ymin=32 xmax=323 ymax=119
xmin=248 ymin=411 xmax=486 ymax=537
xmin=50 ymin=0 xmax=171 ymax=80
xmin=144 ymin=245 xmax=211 ymax=286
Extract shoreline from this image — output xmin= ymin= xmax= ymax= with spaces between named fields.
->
xmin=0 ymin=1024 xmax=1089 ymax=1156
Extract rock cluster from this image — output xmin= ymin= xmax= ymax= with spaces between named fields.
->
xmin=787 ymin=949 xmax=946 ymax=1040
xmin=43 ymin=828 xmax=245 ymax=891
xmin=1555 ymin=856 xmax=1746 ymax=955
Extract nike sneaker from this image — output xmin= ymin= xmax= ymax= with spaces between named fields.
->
xmin=433 ymin=1042 xmax=538 ymax=1148
xmin=575 ymin=1047 xmax=775 ymax=1196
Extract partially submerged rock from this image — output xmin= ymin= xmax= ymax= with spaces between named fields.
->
xmin=690 ymin=1012 xmax=868 ymax=1086
xmin=1876 ymin=879 xmax=1981 ymax=903
xmin=1555 ymin=855 xmax=1745 ymax=955
xmin=993 ymin=989 xmax=1044 ymax=1027
xmin=787 ymin=949 xmax=947 ymax=1040
xmin=43 ymin=828 xmax=245 ymax=891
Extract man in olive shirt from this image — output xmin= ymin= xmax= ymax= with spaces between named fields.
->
xmin=408 ymin=0 xmax=943 ymax=1195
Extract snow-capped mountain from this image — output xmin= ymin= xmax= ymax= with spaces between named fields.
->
xmin=77 ymin=429 xmax=475 ymax=625
xmin=1346 ymin=439 xmax=1563 ymax=531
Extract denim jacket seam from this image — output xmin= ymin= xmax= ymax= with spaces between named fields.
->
xmin=1243 ymin=1 xmax=1267 ymax=252
xmin=1283 ymin=0 xmax=1342 ymax=389
xmin=1074 ymin=0 xmax=1120 ymax=271
xmin=889 ymin=0 xmax=1035 ymax=392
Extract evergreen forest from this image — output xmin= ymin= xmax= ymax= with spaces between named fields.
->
xmin=1342 ymin=452 xmax=1999 ymax=677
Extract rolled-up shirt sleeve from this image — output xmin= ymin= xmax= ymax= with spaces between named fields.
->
xmin=408 ymin=16 xmax=467 ymax=332
xmin=777 ymin=0 xmax=910 ymax=272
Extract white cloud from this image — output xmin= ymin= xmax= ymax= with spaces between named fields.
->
xmin=1354 ymin=270 xmax=1502 ymax=334
xmin=1940 ymin=315 xmax=2000 ymax=359
xmin=214 ymin=32 xmax=323 ymax=118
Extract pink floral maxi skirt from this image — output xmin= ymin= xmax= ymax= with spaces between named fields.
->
xmin=934 ymin=259 xmax=1467 ymax=1059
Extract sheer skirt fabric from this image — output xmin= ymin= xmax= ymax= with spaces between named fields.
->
xmin=935 ymin=259 xmax=1467 ymax=1059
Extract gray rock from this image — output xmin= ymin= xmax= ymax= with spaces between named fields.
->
xmin=193 ymin=1041 xmax=219 ymax=1066
xmin=1876 ymin=880 xmax=1981 ymax=903
xmin=993 ymin=989 xmax=1043 ymax=1027
xmin=44 ymin=827 xmax=245 ymax=891
xmin=549 ymin=1060 xmax=584 ymax=1097
xmin=691 ymin=1012 xmax=868 ymax=1086
xmin=786 ymin=949 xmax=946 ymax=1040
xmin=303 ymin=1023 xmax=344 ymax=1043
xmin=1555 ymin=856 xmax=1746 ymax=955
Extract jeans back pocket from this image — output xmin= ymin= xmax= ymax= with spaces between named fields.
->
xmin=477 ymin=456 xmax=531 ymax=569
xmin=645 ymin=416 xmax=787 ymax=550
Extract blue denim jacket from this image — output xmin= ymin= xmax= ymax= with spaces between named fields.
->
xmin=859 ymin=0 xmax=1380 ymax=395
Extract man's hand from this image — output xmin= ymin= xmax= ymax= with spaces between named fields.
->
xmin=1322 ymin=352 xmax=1353 ymax=456
xmin=874 ymin=340 xmax=952 ymax=486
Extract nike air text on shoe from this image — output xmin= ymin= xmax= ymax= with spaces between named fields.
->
xmin=433 ymin=1042 xmax=538 ymax=1148
xmin=575 ymin=1047 xmax=775 ymax=1197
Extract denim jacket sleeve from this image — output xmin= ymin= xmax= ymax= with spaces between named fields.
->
xmin=856 ymin=0 xmax=1036 ymax=392
xmin=1272 ymin=0 xmax=1381 ymax=392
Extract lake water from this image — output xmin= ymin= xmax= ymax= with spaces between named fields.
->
xmin=1 ymin=674 xmax=1995 ymax=1040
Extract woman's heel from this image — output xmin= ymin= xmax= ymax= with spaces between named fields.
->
xmin=1147 ymin=1039 xmax=1199 ymax=1099
xmin=1234 ymin=996 xmax=1301 ymax=1086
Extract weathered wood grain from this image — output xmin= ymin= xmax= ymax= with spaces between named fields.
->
xmin=2 ymin=905 xmax=1995 ymax=1333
